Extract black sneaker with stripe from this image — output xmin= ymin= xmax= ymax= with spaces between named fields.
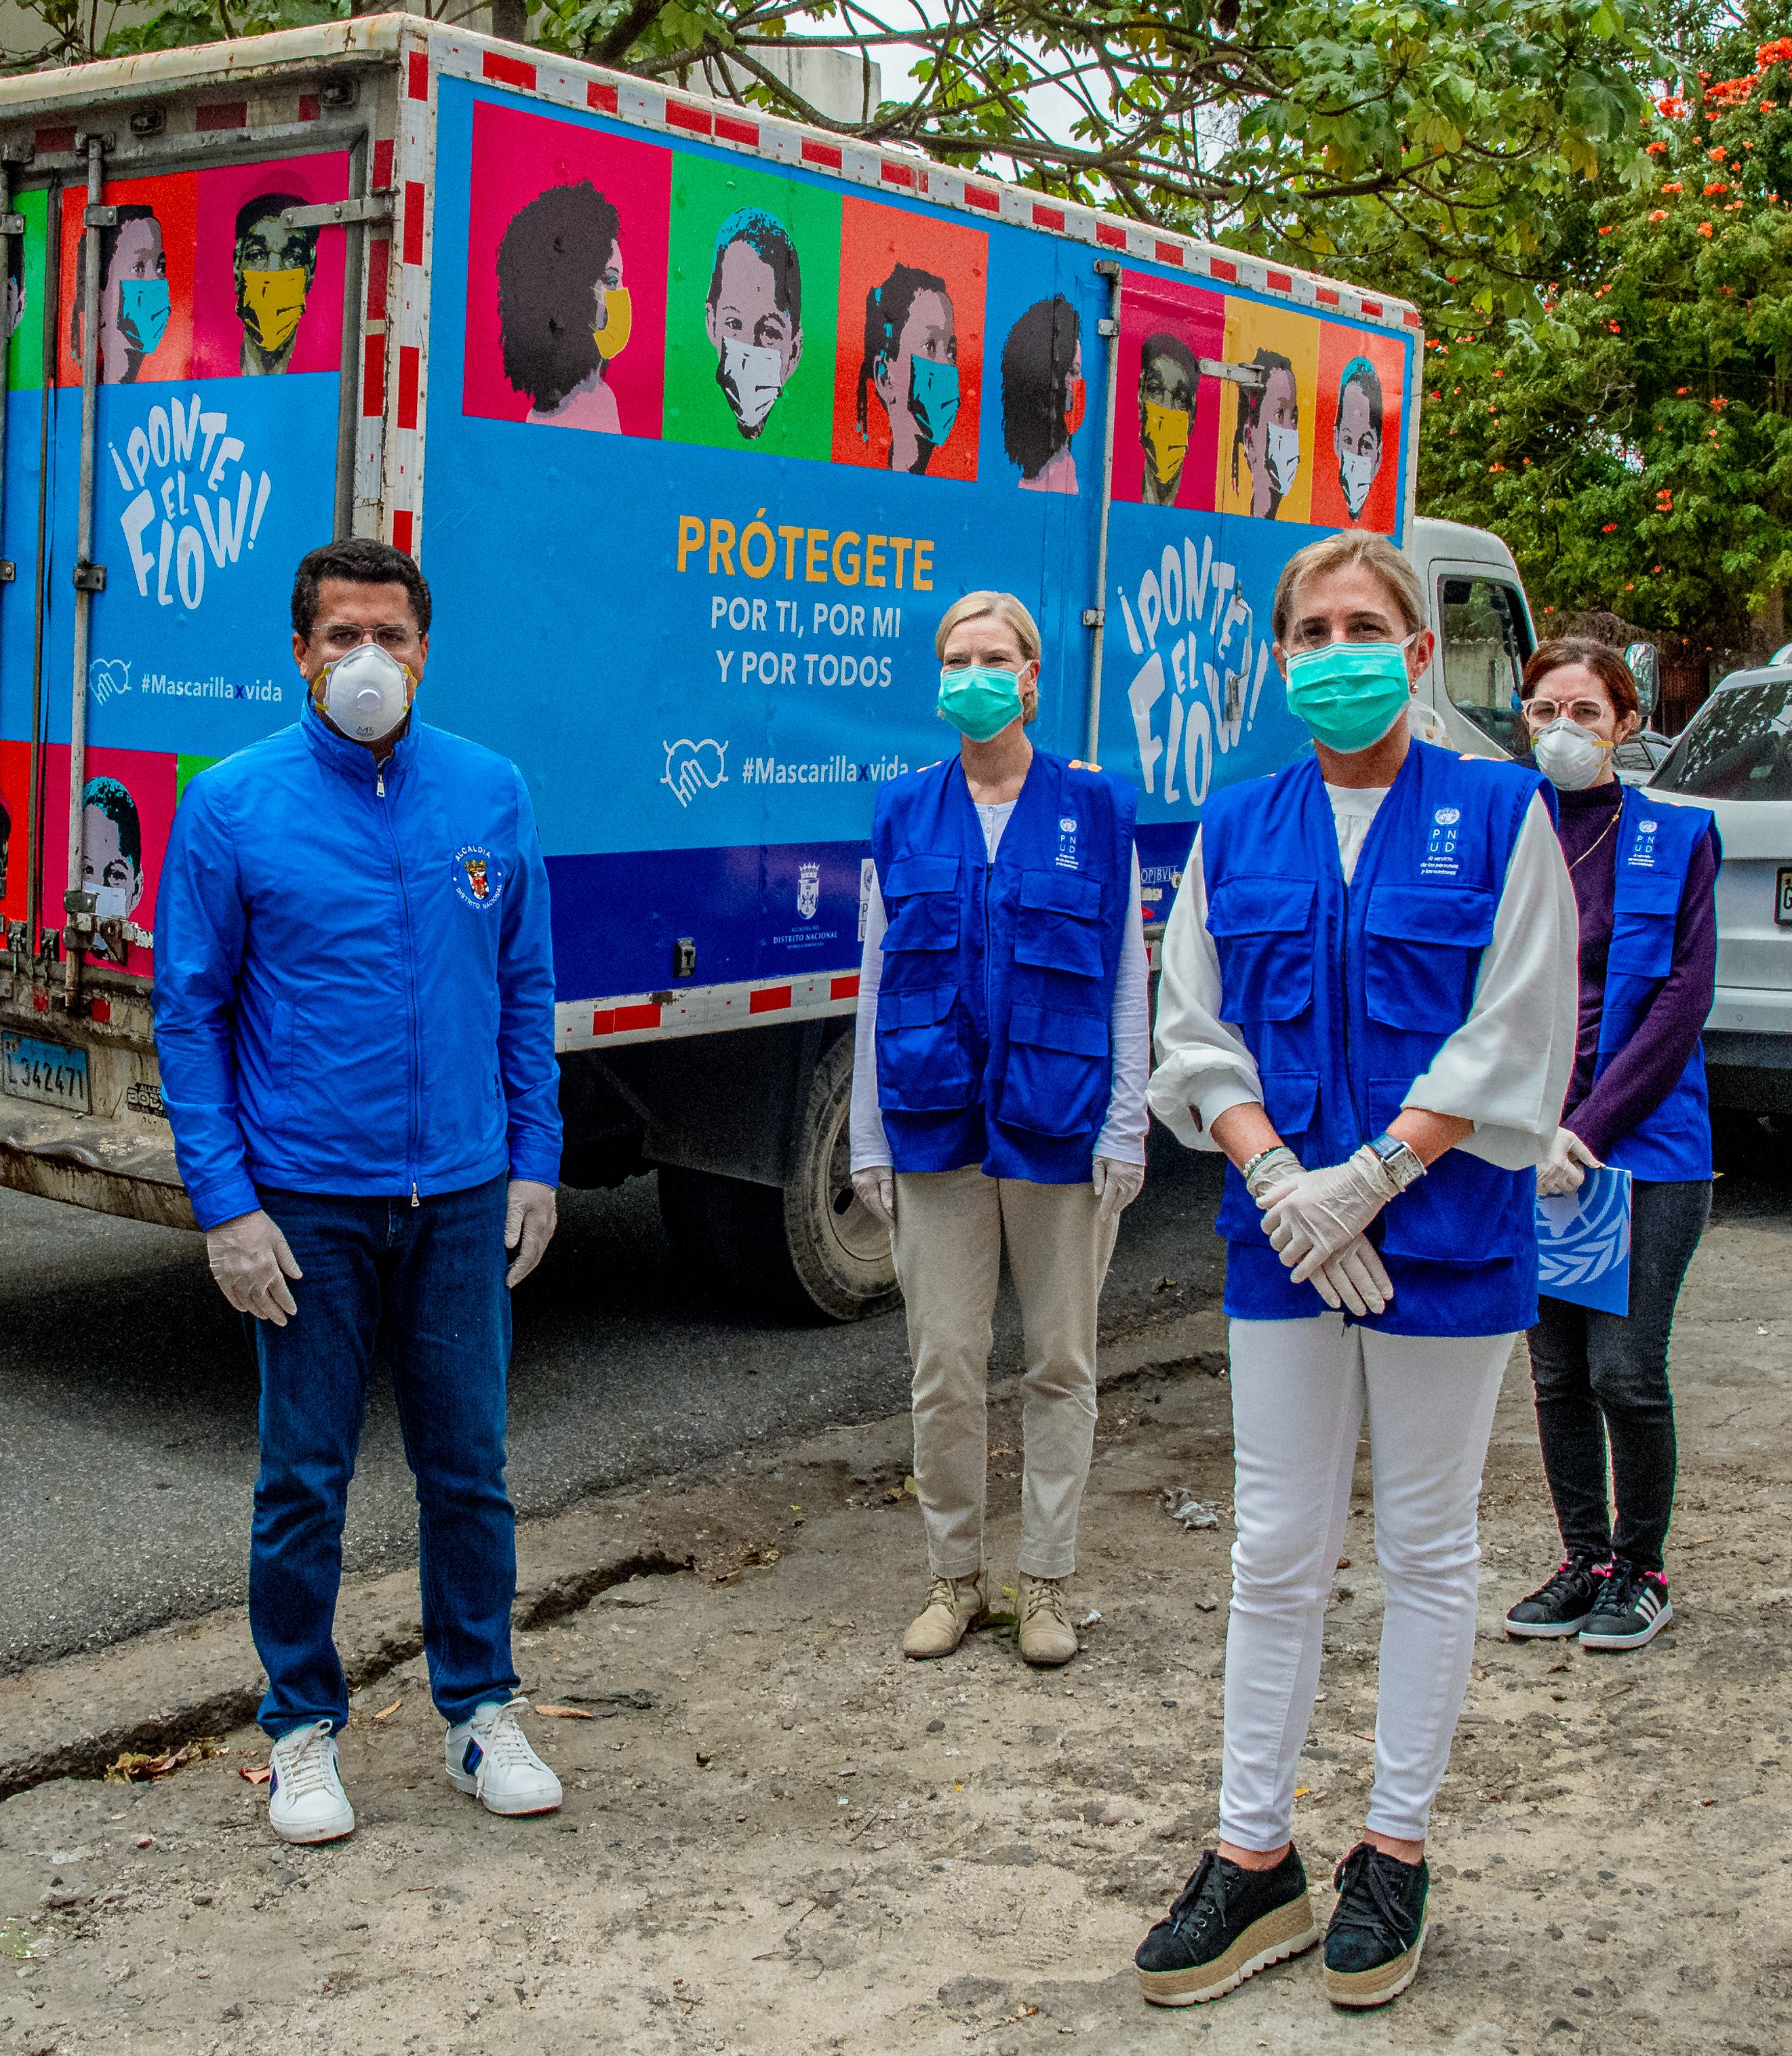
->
xmin=1505 ymin=1554 xmax=1607 ymax=1640
xmin=1135 ymin=1846 xmax=1318 ymax=2006
xmin=1579 ymin=1559 xmax=1672 ymax=1649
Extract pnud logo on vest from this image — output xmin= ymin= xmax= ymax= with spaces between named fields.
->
xmin=1056 ymin=815 xmax=1079 ymax=871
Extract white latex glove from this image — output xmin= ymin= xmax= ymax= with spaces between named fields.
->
xmin=206 ymin=1208 xmax=303 ymax=1326
xmin=1092 ymin=1155 xmax=1145 ymax=1225
xmin=1307 ymin=1234 xmax=1395 ymax=1318
xmin=1259 ymin=1147 xmax=1401 ymax=1283
xmin=504 ymin=1178 xmax=558 ymax=1288
xmin=1536 ymin=1127 xmax=1601 ymax=1198
xmin=851 ymin=1167 xmax=896 ymax=1231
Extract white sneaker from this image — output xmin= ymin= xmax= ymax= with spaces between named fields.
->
xmin=443 ymin=1697 xmax=562 ymax=1817
xmin=267 ymin=1720 xmax=355 ymax=1844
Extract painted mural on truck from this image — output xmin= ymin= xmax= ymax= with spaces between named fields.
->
xmin=421 ymin=79 xmax=1412 ymax=997
xmin=0 ymin=150 xmax=349 ymax=978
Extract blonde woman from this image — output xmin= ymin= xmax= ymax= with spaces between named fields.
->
xmin=850 ymin=591 xmax=1149 ymax=1666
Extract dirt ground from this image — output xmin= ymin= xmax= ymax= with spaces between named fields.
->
xmin=0 ymin=1187 xmax=1787 ymax=2056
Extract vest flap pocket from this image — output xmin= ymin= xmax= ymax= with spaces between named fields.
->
xmin=1363 ymin=886 xmax=1495 ymax=1032
xmin=1615 ymin=869 xmax=1682 ymax=917
xmin=875 ymin=984 xmax=974 ymax=1111
xmin=1009 ymin=1004 xmax=1110 ymax=1057
xmin=1019 ymin=870 xmax=1102 ymax=919
xmin=1364 ymin=884 xmax=1497 ymax=947
xmin=1206 ymin=875 xmax=1315 ymax=937
xmin=1367 ymin=1076 xmax=1530 ymax=1262
xmin=1609 ymin=907 xmax=1675 ymax=980
xmin=878 ymin=983 xmax=958 ymax=1029
xmin=883 ymin=854 xmax=959 ymax=897
xmin=999 ymin=1006 xmax=1111 ymax=1137
xmin=1260 ymin=1069 xmax=1319 ymax=1140
xmin=1014 ymin=871 xmax=1107 ymax=979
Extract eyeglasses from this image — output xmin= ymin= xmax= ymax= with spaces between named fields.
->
xmin=1522 ymin=696 xmax=1608 ymax=728
xmin=318 ymin=624 xmax=417 ymax=653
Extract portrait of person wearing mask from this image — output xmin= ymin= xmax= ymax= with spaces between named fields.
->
xmin=1230 ymin=347 xmax=1300 ymax=519
xmin=1334 ymin=357 xmax=1385 ymax=525
xmin=855 ymin=263 xmax=958 ymax=475
xmin=1504 ymin=640 xmax=1719 ymax=1655
xmin=81 ymin=774 xmax=144 ymax=965
xmin=1139 ymin=532 xmax=1576 ymax=2015
xmin=704 ymin=206 xmax=802 ymax=440
xmin=1137 ymin=333 xmax=1199 ymax=507
xmin=71 ymin=203 xmax=170 ymax=385
xmin=849 ymin=590 xmax=1149 ymax=1672
xmin=1000 ymin=294 xmax=1083 ymax=495
xmin=496 ymin=180 xmax=630 ymax=433
xmin=233 ymin=193 xmax=319 ymax=376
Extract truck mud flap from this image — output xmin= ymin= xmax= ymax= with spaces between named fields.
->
xmin=0 ymin=1103 xmax=195 ymax=1229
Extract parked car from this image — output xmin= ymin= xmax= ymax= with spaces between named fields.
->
xmin=1645 ymin=663 xmax=1792 ymax=1115
xmin=1614 ymin=729 xmax=1672 ymax=785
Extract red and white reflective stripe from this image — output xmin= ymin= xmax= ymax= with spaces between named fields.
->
xmin=555 ymin=970 xmax=861 ymax=1052
xmin=418 ymin=26 xmax=1419 ymax=338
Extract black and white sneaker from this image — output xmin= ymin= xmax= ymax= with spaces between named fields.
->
xmin=1135 ymin=1846 xmax=1319 ymax=2006
xmin=1505 ymin=1555 xmax=1608 ymax=1639
xmin=1578 ymin=1560 xmax=1672 ymax=1650
xmin=1323 ymin=1842 xmax=1429 ymax=2009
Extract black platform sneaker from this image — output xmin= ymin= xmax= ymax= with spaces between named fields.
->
xmin=1323 ymin=1842 xmax=1429 ymax=2009
xmin=1579 ymin=1560 xmax=1672 ymax=1650
xmin=1505 ymin=1554 xmax=1608 ymax=1639
xmin=1135 ymin=1846 xmax=1319 ymax=2006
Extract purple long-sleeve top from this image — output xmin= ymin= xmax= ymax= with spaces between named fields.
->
xmin=1552 ymin=780 xmax=1719 ymax=1164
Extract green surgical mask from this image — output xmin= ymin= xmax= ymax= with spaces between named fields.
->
xmin=1284 ymin=637 xmax=1416 ymax=754
xmin=938 ymin=665 xmax=1025 ymax=742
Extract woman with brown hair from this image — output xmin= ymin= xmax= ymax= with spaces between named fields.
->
xmin=1505 ymin=638 xmax=1719 ymax=1653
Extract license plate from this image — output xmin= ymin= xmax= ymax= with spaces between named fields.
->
xmin=1779 ymin=866 xmax=1792 ymax=926
xmin=1 ymin=1031 xmax=91 ymax=1113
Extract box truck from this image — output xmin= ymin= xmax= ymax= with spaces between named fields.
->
xmin=0 ymin=18 xmax=1540 ymax=1320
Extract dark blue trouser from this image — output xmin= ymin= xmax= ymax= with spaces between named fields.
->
xmin=248 ymin=1174 xmax=518 ymax=1738
xmin=1528 ymin=1177 xmax=1711 ymax=1575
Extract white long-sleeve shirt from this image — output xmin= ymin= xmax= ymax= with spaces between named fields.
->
xmin=850 ymin=799 xmax=1150 ymax=1171
xmin=1148 ymin=783 xmax=1578 ymax=1171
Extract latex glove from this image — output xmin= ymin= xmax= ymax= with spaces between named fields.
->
xmin=1307 ymin=1234 xmax=1395 ymax=1318
xmin=1092 ymin=1155 xmax=1145 ymax=1225
xmin=1259 ymin=1147 xmax=1401 ymax=1283
xmin=1243 ymin=1145 xmax=1303 ymax=1205
xmin=1536 ymin=1127 xmax=1601 ymax=1198
xmin=504 ymin=1178 xmax=558 ymax=1288
xmin=851 ymin=1167 xmax=896 ymax=1231
xmin=206 ymin=1208 xmax=302 ymax=1326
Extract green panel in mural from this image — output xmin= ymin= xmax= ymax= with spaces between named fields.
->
xmin=662 ymin=153 xmax=839 ymax=462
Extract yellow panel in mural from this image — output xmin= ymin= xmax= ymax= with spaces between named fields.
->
xmin=1212 ymin=298 xmax=1321 ymax=525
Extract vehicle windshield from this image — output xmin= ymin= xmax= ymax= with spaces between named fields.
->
xmin=1652 ymin=681 xmax=1792 ymax=800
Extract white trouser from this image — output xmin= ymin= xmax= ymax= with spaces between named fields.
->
xmin=1219 ymin=1316 xmax=1511 ymax=1851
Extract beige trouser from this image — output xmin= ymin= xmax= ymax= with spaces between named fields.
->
xmin=892 ymin=1165 xmax=1119 ymax=1582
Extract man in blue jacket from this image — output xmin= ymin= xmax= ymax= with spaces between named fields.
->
xmin=156 ymin=537 xmax=563 ymax=1846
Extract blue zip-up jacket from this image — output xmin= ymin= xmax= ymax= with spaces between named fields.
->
xmin=155 ymin=704 xmax=561 ymax=1230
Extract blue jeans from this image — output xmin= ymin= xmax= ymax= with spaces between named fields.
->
xmin=248 ymin=1175 xmax=518 ymax=1738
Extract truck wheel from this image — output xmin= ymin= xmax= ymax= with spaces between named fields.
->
xmin=654 ymin=1033 xmax=900 ymax=1323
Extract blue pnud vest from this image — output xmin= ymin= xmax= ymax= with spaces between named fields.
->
xmin=1203 ymin=743 xmax=1549 ymax=1339
xmin=872 ymin=750 xmax=1136 ymax=1183
xmin=1597 ymin=786 xmax=1718 ymax=1183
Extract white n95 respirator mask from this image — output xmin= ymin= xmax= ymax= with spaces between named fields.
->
xmin=315 ymin=642 xmax=414 ymax=745
xmin=1532 ymin=716 xmax=1610 ymax=792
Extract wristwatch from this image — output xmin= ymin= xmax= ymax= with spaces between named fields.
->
xmin=1366 ymin=1130 xmax=1427 ymax=1192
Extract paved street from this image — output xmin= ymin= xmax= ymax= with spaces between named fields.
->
xmin=0 ymin=1137 xmax=1227 ymax=1674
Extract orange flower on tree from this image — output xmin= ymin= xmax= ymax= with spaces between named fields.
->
xmin=1646 ymin=140 xmax=1670 ymax=155
xmin=1649 ymin=210 xmax=1669 ymax=221
xmin=1662 ymin=182 xmax=1684 ymax=192
xmin=1656 ymin=490 xmax=1673 ymax=510
xmin=1656 ymin=94 xmax=1690 ymax=117
xmin=1602 ymin=523 xmax=1618 ymax=533
xmin=1698 ymin=221 xmax=1715 ymax=237
xmin=1705 ymin=182 xmax=1729 ymax=195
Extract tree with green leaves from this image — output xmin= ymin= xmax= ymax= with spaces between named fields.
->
xmin=1418 ymin=19 xmax=1792 ymax=704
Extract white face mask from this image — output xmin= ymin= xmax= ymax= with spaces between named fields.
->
xmin=1340 ymin=448 xmax=1375 ymax=516
xmin=720 ymin=338 xmax=784 ymax=433
xmin=1265 ymin=422 xmax=1300 ymax=496
xmin=319 ymin=641 xmax=412 ymax=745
xmin=1532 ymin=716 xmax=1610 ymax=791
xmin=92 ymin=885 xmax=132 ymax=920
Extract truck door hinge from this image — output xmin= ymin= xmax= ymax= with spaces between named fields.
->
xmin=83 ymin=204 xmax=119 ymax=232
xmin=281 ymin=195 xmax=394 ymax=231
xmin=73 ymin=561 xmax=106 ymax=593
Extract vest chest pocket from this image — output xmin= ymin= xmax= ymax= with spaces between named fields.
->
xmin=1014 ymin=870 xmax=1106 ymax=981
xmin=1363 ymin=885 xmax=1496 ymax=1031
xmin=1206 ymin=876 xmax=1316 ymax=1022
xmin=1609 ymin=869 xmax=1681 ymax=981
xmin=881 ymin=853 xmax=961 ymax=955
xmin=997 ymin=1004 xmax=1110 ymax=1138
xmin=876 ymin=983 xmax=975 ymax=1111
